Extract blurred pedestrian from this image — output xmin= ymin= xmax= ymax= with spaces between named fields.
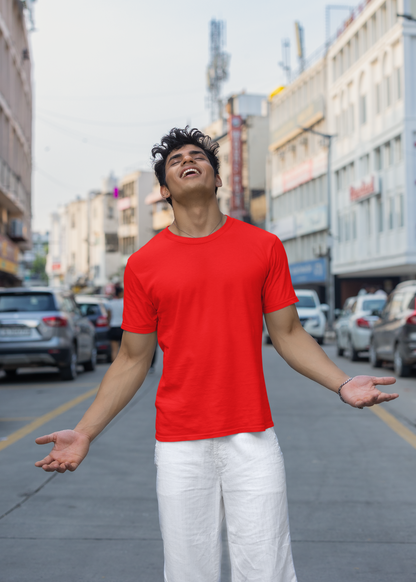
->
xmin=108 ymin=287 xmax=123 ymax=362
xmin=35 ymin=127 xmax=398 ymax=582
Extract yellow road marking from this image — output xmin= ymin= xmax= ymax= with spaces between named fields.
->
xmin=0 ymin=386 xmax=99 ymax=451
xmin=370 ymin=404 xmax=416 ymax=450
xmin=0 ymin=417 xmax=35 ymax=421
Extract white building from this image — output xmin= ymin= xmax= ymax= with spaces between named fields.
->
xmin=328 ymin=0 xmax=416 ymax=304
xmin=118 ymin=170 xmax=153 ymax=266
xmin=89 ymin=175 xmax=120 ymax=287
xmin=266 ymin=58 xmax=330 ymax=302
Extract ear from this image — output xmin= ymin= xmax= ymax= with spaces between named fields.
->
xmin=215 ymin=174 xmax=223 ymax=189
xmin=160 ymin=185 xmax=171 ymax=201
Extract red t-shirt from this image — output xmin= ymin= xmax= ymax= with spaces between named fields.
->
xmin=122 ymin=216 xmax=297 ymax=442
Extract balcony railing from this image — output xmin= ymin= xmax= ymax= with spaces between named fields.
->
xmin=0 ymin=156 xmax=28 ymax=215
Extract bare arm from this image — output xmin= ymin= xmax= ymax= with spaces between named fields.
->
xmin=35 ymin=330 xmax=157 ymax=472
xmin=265 ymin=305 xmax=398 ymax=407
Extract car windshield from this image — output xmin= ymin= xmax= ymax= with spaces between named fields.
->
xmin=296 ymin=295 xmax=317 ymax=308
xmin=362 ymin=299 xmax=386 ymax=312
xmin=0 ymin=293 xmax=55 ymax=312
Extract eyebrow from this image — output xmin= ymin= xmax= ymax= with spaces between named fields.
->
xmin=167 ymin=150 xmax=208 ymax=165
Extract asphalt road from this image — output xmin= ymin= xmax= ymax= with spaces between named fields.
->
xmin=0 ymin=344 xmax=415 ymax=582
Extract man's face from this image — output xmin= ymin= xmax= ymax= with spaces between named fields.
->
xmin=161 ymin=144 xmax=222 ymax=205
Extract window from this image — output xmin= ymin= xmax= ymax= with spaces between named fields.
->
xmin=385 ymin=75 xmax=392 ymax=107
xmin=352 ymin=211 xmax=357 ymax=239
xmin=71 ymin=214 xmax=75 ymax=229
xmin=380 ymin=3 xmax=387 ymax=36
xmin=384 ymin=142 xmax=393 ymax=167
xmin=360 ymin=154 xmax=370 ymax=177
xmin=395 ymin=67 xmax=402 ymax=100
xmin=388 ymin=197 xmax=394 ymax=229
xmin=345 ymin=213 xmax=350 ymax=241
xmin=391 ymin=0 xmax=398 ymax=24
xmin=364 ymin=199 xmax=371 ymax=235
xmin=371 ymin=14 xmax=377 ymax=44
xmin=353 ymin=33 xmax=359 ymax=61
xmin=375 ymin=147 xmax=382 ymax=170
xmin=338 ymin=213 xmax=343 ymax=242
xmin=397 ymin=193 xmax=404 ymax=227
xmin=336 ymin=170 xmax=341 ymax=192
xmin=349 ymin=103 xmax=355 ymax=132
xmin=107 ymin=205 xmax=114 ymax=219
xmin=376 ymin=196 xmax=383 ymax=232
xmin=360 ymin=94 xmax=367 ymax=125
xmin=375 ymin=83 xmax=381 ymax=114
xmin=394 ymin=135 xmax=402 ymax=162
xmin=361 ymin=23 xmax=368 ymax=55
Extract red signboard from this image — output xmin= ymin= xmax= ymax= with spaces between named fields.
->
xmin=228 ymin=115 xmax=246 ymax=219
xmin=350 ymin=175 xmax=379 ymax=201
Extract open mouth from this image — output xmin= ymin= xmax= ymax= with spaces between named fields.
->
xmin=181 ymin=168 xmax=201 ymax=178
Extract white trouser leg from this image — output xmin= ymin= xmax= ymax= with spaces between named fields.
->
xmin=155 ymin=439 xmax=224 ymax=582
xmin=222 ymin=429 xmax=297 ymax=582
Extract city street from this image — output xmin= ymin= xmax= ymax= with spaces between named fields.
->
xmin=0 ymin=344 xmax=415 ymax=582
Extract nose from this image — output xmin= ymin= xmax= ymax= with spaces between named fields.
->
xmin=181 ymin=152 xmax=195 ymax=164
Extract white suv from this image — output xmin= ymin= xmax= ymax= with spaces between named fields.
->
xmin=295 ymin=290 xmax=328 ymax=345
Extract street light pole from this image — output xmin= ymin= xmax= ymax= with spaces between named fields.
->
xmin=299 ymin=126 xmax=336 ymax=328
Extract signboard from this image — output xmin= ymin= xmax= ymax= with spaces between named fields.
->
xmin=271 ymin=152 xmax=326 ymax=197
xmin=350 ymin=175 xmax=379 ymax=201
xmin=228 ymin=115 xmax=246 ymax=218
xmin=296 ymin=205 xmax=328 ymax=236
xmin=0 ymin=234 xmax=19 ymax=276
xmin=117 ymin=197 xmax=131 ymax=210
xmin=290 ymin=258 xmax=327 ymax=284
xmin=269 ymin=96 xmax=325 ymax=151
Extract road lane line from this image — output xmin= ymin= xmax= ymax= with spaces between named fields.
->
xmin=370 ymin=404 xmax=416 ymax=450
xmin=0 ymin=386 xmax=99 ymax=451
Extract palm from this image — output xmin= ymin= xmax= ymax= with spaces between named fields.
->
xmin=341 ymin=375 xmax=398 ymax=408
xmin=35 ymin=429 xmax=90 ymax=473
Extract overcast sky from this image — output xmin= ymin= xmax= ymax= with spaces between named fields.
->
xmin=30 ymin=0 xmax=352 ymax=232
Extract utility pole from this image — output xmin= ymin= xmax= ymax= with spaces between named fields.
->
xmin=299 ymin=126 xmax=336 ymax=328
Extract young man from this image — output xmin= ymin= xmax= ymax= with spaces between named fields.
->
xmin=35 ymin=127 xmax=398 ymax=582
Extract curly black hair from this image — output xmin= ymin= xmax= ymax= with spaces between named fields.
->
xmin=151 ymin=127 xmax=220 ymax=206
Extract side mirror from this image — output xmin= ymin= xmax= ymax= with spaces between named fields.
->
xmin=320 ymin=304 xmax=330 ymax=312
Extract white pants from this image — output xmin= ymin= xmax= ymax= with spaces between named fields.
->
xmin=155 ymin=428 xmax=298 ymax=582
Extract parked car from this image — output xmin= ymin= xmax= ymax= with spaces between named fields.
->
xmin=370 ymin=280 xmax=416 ymax=376
xmin=295 ymin=290 xmax=328 ymax=344
xmin=339 ymin=294 xmax=387 ymax=361
xmin=265 ymin=289 xmax=328 ymax=345
xmin=334 ymin=296 xmax=357 ymax=356
xmin=0 ymin=287 xmax=96 ymax=380
xmin=74 ymin=295 xmax=111 ymax=362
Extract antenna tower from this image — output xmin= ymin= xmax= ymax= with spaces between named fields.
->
xmin=206 ymin=19 xmax=230 ymax=121
xmin=279 ymin=38 xmax=291 ymax=84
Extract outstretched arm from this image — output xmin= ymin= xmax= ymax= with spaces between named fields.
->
xmin=265 ymin=305 xmax=398 ymax=408
xmin=35 ymin=330 xmax=157 ymax=473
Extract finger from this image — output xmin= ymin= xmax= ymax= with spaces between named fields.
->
xmin=65 ymin=462 xmax=78 ymax=472
xmin=35 ymin=434 xmax=55 ymax=445
xmin=34 ymin=454 xmax=55 ymax=467
xmin=375 ymin=392 xmax=399 ymax=403
xmin=372 ymin=376 xmax=396 ymax=386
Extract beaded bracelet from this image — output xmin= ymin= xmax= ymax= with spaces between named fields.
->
xmin=338 ymin=377 xmax=353 ymax=403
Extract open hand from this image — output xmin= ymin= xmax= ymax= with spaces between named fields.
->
xmin=340 ymin=375 xmax=398 ymax=409
xmin=35 ymin=429 xmax=90 ymax=473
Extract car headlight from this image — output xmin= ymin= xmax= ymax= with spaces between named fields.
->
xmin=307 ymin=316 xmax=320 ymax=327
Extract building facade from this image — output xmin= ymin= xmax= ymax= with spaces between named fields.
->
xmin=266 ymin=58 xmax=330 ymax=303
xmin=89 ymin=175 xmax=120 ymax=287
xmin=328 ymin=0 xmax=416 ymax=305
xmin=118 ymin=170 xmax=153 ymax=267
xmin=0 ymin=0 xmax=33 ymax=285
xmin=205 ymin=93 xmax=269 ymax=228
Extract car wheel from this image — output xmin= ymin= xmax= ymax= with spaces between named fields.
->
xmin=265 ymin=335 xmax=273 ymax=345
xmin=60 ymin=345 xmax=78 ymax=381
xmin=369 ymin=342 xmax=382 ymax=368
xmin=348 ymin=337 xmax=359 ymax=362
xmin=84 ymin=347 xmax=97 ymax=372
xmin=4 ymin=369 xmax=18 ymax=377
xmin=394 ymin=346 xmax=411 ymax=378
xmin=317 ymin=336 xmax=324 ymax=345
xmin=336 ymin=344 xmax=344 ymax=357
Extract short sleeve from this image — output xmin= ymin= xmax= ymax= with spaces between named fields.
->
xmin=262 ymin=238 xmax=298 ymax=314
xmin=121 ymin=260 xmax=157 ymax=333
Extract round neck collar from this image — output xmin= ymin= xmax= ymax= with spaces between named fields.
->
xmin=164 ymin=215 xmax=233 ymax=244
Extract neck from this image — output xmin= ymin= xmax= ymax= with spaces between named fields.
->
xmin=169 ymin=201 xmax=224 ymax=238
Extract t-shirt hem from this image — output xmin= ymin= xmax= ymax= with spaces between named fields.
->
xmin=263 ymin=295 xmax=298 ymax=314
xmin=121 ymin=324 xmax=157 ymax=334
xmin=155 ymin=420 xmax=274 ymax=442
